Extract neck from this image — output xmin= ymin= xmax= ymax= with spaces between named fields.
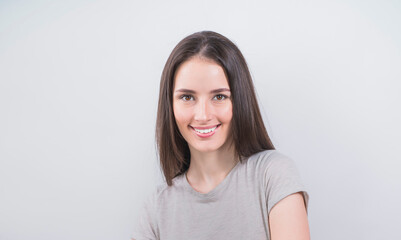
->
xmin=186 ymin=141 xmax=238 ymax=187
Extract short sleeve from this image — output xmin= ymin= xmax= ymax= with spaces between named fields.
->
xmin=263 ymin=151 xmax=309 ymax=215
xmin=131 ymin=191 xmax=159 ymax=240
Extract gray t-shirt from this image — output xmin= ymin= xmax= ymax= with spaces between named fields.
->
xmin=131 ymin=150 xmax=309 ymax=240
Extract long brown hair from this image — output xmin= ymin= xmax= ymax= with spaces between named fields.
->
xmin=156 ymin=31 xmax=275 ymax=186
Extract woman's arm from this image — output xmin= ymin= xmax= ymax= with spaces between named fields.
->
xmin=268 ymin=192 xmax=310 ymax=240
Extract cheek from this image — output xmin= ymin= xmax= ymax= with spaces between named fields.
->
xmin=218 ymin=104 xmax=233 ymax=123
xmin=173 ymin=104 xmax=192 ymax=126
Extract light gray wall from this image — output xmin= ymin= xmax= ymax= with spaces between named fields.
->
xmin=1 ymin=0 xmax=400 ymax=239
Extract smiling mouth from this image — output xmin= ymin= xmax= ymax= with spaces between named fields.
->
xmin=190 ymin=124 xmax=221 ymax=134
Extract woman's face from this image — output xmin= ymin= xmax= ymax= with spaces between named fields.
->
xmin=173 ymin=57 xmax=233 ymax=154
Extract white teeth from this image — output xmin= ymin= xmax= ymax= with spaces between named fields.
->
xmin=194 ymin=126 xmax=218 ymax=134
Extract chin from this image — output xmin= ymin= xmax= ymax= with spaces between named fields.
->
xmin=190 ymin=143 xmax=225 ymax=153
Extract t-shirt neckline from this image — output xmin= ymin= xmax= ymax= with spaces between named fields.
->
xmin=182 ymin=160 xmax=241 ymax=199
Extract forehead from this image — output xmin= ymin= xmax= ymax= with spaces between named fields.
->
xmin=173 ymin=57 xmax=229 ymax=90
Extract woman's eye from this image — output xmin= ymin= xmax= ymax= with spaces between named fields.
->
xmin=214 ymin=94 xmax=227 ymax=101
xmin=181 ymin=95 xmax=193 ymax=101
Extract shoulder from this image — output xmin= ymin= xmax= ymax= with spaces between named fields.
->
xmin=245 ymin=149 xmax=297 ymax=173
xmin=250 ymin=150 xmax=309 ymax=215
xmin=133 ymin=175 xmax=187 ymax=239
xmin=147 ymin=174 xmax=186 ymax=206
xmin=249 ymin=150 xmax=303 ymax=184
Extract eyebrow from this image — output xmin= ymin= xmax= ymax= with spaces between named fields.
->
xmin=175 ymin=88 xmax=231 ymax=94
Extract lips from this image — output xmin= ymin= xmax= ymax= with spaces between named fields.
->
xmin=191 ymin=124 xmax=220 ymax=130
xmin=190 ymin=124 xmax=221 ymax=138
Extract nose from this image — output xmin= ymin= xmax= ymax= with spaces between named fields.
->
xmin=194 ymin=98 xmax=211 ymax=122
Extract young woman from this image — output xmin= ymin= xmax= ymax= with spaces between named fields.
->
xmin=132 ymin=31 xmax=310 ymax=240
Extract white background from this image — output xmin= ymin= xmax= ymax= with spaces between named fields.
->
xmin=1 ymin=0 xmax=400 ymax=239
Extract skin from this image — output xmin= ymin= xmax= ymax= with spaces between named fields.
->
xmin=269 ymin=192 xmax=310 ymax=239
xmin=132 ymin=56 xmax=311 ymax=240
xmin=173 ymin=56 xmax=237 ymax=193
